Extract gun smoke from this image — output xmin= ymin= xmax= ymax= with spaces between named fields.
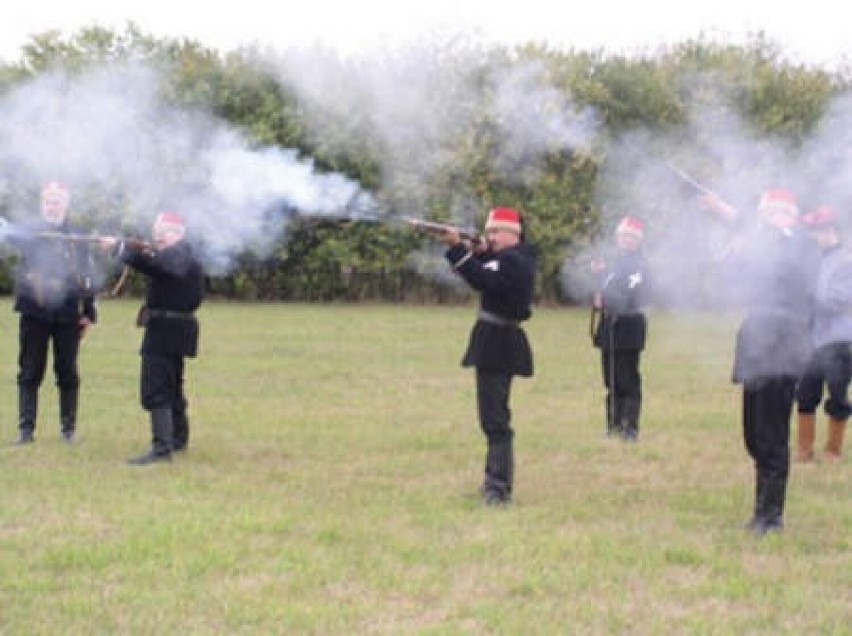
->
xmin=0 ymin=62 xmax=377 ymax=276
xmin=563 ymin=76 xmax=852 ymax=310
xmin=267 ymin=37 xmax=599 ymax=283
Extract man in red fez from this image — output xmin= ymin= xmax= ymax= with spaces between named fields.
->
xmin=441 ymin=207 xmax=536 ymax=505
xmin=101 ymin=211 xmax=205 ymax=464
xmin=700 ymin=188 xmax=820 ymax=535
xmin=10 ymin=181 xmax=98 ymax=445
xmin=591 ymin=215 xmax=650 ymax=441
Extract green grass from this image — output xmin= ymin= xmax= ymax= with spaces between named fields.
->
xmin=0 ymin=301 xmax=849 ymax=635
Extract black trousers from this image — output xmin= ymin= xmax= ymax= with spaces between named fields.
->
xmin=475 ymin=370 xmax=515 ymax=497
xmin=600 ymin=349 xmax=641 ymax=400
xmin=18 ymin=315 xmax=80 ymax=390
xmin=141 ymin=353 xmax=186 ymax=411
xmin=796 ymin=342 xmax=852 ymax=420
xmin=743 ymin=376 xmax=796 ymax=480
xmin=475 ymin=371 xmax=514 ymax=444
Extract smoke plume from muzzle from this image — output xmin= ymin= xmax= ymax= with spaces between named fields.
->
xmin=0 ymin=62 xmax=377 ymax=275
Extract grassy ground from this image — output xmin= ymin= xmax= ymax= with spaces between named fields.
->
xmin=0 ymin=300 xmax=848 ymax=635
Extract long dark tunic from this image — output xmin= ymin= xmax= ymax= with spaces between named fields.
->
xmin=730 ymin=224 xmax=819 ymax=383
xmin=120 ymin=240 xmax=204 ymax=358
xmin=593 ymin=248 xmax=649 ymax=352
xmin=10 ymin=220 xmax=97 ymax=323
xmin=445 ymin=241 xmax=536 ymax=377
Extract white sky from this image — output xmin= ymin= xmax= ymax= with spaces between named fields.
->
xmin=3 ymin=1 xmax=850 ymax=70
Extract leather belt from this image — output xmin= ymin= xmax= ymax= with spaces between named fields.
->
xmin=478 ymin=310 xmax=519 ymax=327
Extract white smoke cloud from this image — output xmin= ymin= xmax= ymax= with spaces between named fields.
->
xmin=490 ymin=60 xmax=599 ymax=182
xmin=269 ymin=37 xmax=600 ymax=220
xmin=0 ymin=62 xmax=376 ymax=274
xmin=565 ymin=76 xmax=852 ymax=309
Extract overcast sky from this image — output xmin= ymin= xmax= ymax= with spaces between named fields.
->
xmin=4 ymin=1 xmax=850 ymax=70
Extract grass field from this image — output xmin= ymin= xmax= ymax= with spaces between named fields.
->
xmin=0 ymin=300 xmax=849 ymax=635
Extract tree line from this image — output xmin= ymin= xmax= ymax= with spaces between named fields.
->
xmin=0 ymin=25 xmax=848 ymax=303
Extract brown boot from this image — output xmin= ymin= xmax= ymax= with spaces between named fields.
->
xmin=824 ymin=417 xmax=846 ymax=463
xmin=795 ymin=412 xmax=816 ymax=462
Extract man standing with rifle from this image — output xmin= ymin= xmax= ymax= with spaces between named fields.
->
xmin=591 ymin=215 xmax=650 ymax=441
xmin=100 ymin=211 xmax=205 ymax=465
xmin=701 ymin=189 xmax=820 ymax=536
xmin=8 ymin=181 xmax=98 ymax=445
xmin=440 ymin=207 xmax=536 ymax=505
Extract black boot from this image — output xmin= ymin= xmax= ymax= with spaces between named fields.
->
xmin=14 ymin=386 xmax=38 ymax=445
xmin=128 ymin=408 xmax=173 ymax=465
xmin=758 ymin=477 xmax=787 ymax=535
xmin=172 ymin=405 xmax=189 ymax=452
xmin=482 ymin=441 xmax=513 ymax=505
xmin=606 ymin=396 xmax=623 ymax=437
xmin=747 ymin=474 xmax=786 ymax=536
xmin=621 ymin=397 xmax=641 ymax=442
xmin=744 ymin=472 xmax=762 ymax=531
xmin=59 ymin=387 xmax=78 ymax=442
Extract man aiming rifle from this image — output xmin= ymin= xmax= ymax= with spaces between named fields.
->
xmin=432 ymin=208 xmax=536 ymax=506
xmin=700 ymin=188 xmax=821 ymax=536
xmin=99 ymin=211 xmax=205 ymax=465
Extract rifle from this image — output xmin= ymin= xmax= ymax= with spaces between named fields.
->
xmin=589 ymin=304 xmax=602 ymax=342
xmin=33 ymin=232 xmax=154 ymax=296
xmin=405 ymin=218 xmax=482 ymax=244
xmin=623 ymin=139 xmax=724 ymax=199
xmin=622 ymin=140 xmax=741 ymax=229
xmin=34 ymin=230 xmax=153 ymax=252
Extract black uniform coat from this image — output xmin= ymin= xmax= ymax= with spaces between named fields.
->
xmin=728 ymin=223 xmax=819 ymax=383
xmin=120 ymin=240 xmax=204 ymax=358
xmin=445 ymin=241 xmax=536 ymax=377
xmin=593 ymin=249 xmax=649 ymax=352
xmin=10 ymin=220 xmax=97 ymax=324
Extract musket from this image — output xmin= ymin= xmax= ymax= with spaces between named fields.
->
xmin=34 ymin=231 xmax=153 ymax=252
xmin=622 ymin=139 xmax=742 ymax=249
xmin=405 ymin=218 xmax=482 ymax=244
xmin=33 ymin=231 xmax=154 ymax=296
xmin=589 ymin=304 xmax=602 ymax=342
xmin=623 ymin=139 xmax=722 ymax=199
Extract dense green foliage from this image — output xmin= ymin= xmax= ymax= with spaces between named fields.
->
xmin=0 ymin=26 xmax=848 ymax=301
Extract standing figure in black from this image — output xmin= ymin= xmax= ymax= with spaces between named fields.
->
xmin=101 ymin=211 xmax=204 ymax=465
xmin=701 ymin=189 xmax=820 ymax=535
xmin=441 ymin=207 xmax=536 ymax=505
xmin=9 ymin=181 xmax=98 ymax=444
xmin=591 ymin=216 xmax=650 ymax=441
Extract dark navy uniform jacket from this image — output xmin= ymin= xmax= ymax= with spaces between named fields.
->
xmin=10 ymin=220 xmax=97 ymax=324
xmin=120 ymin=240 xmax=204 ymax=358
xmin=728 ymin=224 xmax=819 ymax=383
xmin=593 ymin=249 xmax=649 ymax=352
xmin=445 ymin=241 xmax=536 ymax=377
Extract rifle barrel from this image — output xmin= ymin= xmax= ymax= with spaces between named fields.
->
xmin=35 ymin=232 xmax=104 ymax=242
xmin=35 ymin=232 xmax=153 ymax=251
xmin=405 ymin=218 xmax=480 ymax=241
xmin=623 ymin=140 xmax=718 ymax=198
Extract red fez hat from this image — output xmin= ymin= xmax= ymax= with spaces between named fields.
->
xmin=758 ymin=189 xmax=798 ymax=216
xmin=801 ymin=205 xmax=835 ymax=228
xmin=155 ymin=211 xmax=185 ymax=227
xmin=485 ymin=207 xmax=522 ymax=234
xmin=616 ymin=215 xmax=644 ymax=239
